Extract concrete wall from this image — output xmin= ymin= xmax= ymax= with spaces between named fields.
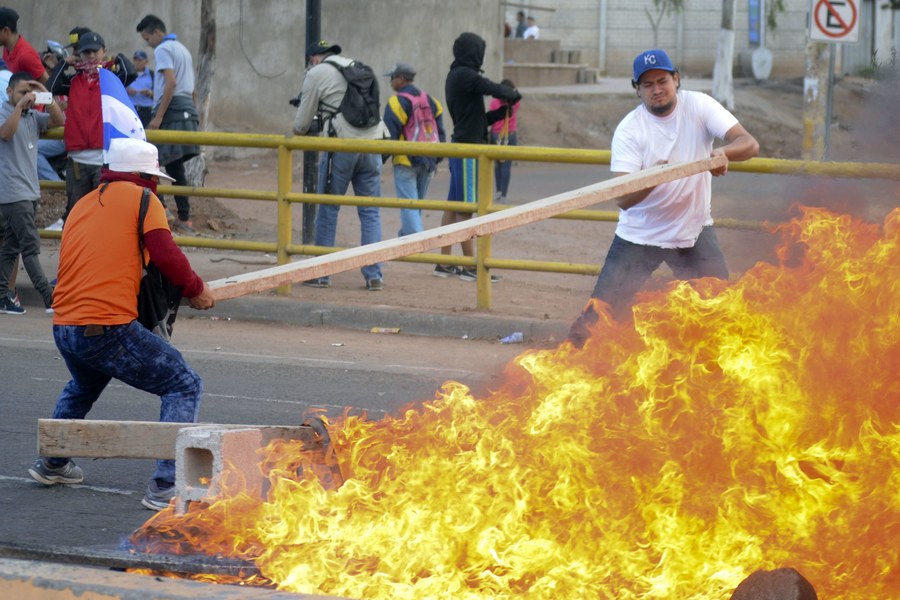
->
xmin=5 ymin=0 xmax=503 ymax=155
xmin=504 ymin=0 xmax=812 ymax=78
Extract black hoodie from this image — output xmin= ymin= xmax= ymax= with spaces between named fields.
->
xmin=445 ymin=32 xmax=520 ymax=144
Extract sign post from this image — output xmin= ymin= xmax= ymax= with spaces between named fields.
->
xmin=807 ymin=0 xmax=860 ymax=158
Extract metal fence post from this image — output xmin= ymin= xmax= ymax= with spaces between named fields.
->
xmin=476 ymin=154 xmax=494 ymax=310
xmin=276 ymin=145 xmax=293 ymax=296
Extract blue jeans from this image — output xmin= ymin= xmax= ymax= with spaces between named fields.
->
xmin=317 ymin=151 xmax=383 ymax=282
xmin=569 ymin=227 xmax=728 ymax=342
xmin=47 ymin=321 xmax=204 ymax=484
xmin=37 ymin=139 xmax=65 ymax=182
xmin=491 ymin=131 xmax=517 ymax=198
xmin=393 ymin=163 xmax=434 ymax=236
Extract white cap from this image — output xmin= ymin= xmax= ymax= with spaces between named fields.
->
xmin=107 ymin=138 xmax=175 ymax=182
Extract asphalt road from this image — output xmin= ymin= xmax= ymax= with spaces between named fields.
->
xmin=0 ymin=308 xmax=522 ymax=555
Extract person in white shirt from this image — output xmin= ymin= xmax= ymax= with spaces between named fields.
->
xmin=523 ymin=17 xmax=540 ymax=40
xmin=569 ymin=48 xmax=758 ymax=345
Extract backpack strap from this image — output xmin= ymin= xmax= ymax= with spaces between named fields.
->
xmin=137 ymin=187 xmax=151 ymax=268
xmin=316 ymin=59 xmax=344 ymax=132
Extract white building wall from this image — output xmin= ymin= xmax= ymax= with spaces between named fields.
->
xmin=506 ymin=0 xmax=824 ymax=78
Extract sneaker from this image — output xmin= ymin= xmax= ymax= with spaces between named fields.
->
xmin=142 ymin=479 xmax=176 ymax=511
xmin=45 ymin=307 xmax=54 ymax=314
xmin=0 ymin=296 xmax=25 ymax=315
xmin=366 ymin=278 xmax=384 ymax=291
xmin=28 ymin=458 xmax=84 ymax=485
xmin=302 ymin=277 xmax=331 ymax=288
xmin=46 ymin=218 xmax=64 ymax=232
xmin=171 ymin=219 xmax=196 ymax=235
xmin=458 ymin=268 xmax=501 ymax=283
xmin=9 ymin=290 xmax=21 ymax=308
xmin=433 ymin=264 xmax=459 ymax=278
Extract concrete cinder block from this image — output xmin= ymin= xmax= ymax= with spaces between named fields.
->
xmin=175 ymin=426 xmax=264 ymax=513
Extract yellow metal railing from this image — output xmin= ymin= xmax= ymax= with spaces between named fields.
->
xmin=40 ymin=129 xmax=900 ymax=309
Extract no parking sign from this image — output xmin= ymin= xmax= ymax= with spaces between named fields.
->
xmin=809 ymin=0 xmax=859 ymax=43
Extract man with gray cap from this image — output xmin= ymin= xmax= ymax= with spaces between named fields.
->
xmin=568 ymin=48 xmax=758 ymax=346
xmin=127 ymin=49 xmax=154 ymax=127
xmin=28 ymin=137 xmax=215 ymax=511
xmin=382 ymin=61 xmax=446 ymax=237
xmin=293 ymin=39 xmax=385 ymax=291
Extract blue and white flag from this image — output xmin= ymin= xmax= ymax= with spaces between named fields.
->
xmin=100 ymin=67 xmax=145 ymax=161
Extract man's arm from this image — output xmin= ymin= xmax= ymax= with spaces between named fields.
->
xmin=710 ymin=123 xmax=759 ymax=176
xmin=612 ymin=167 xmax=666 ymax=211
xmin=0 ymin=93 xmax=31 ymax=140
xmin=143 ymin=228 xmax=215 ymax=309
xmin=292 ymin=69 xmax=323 ymax=135
xmin=148 ymin=68 xmax=176 ymax=130
xmin=45 ymin=57 xmax=74 ymax=96
xmin=46 ymin=95 xmax=65 ymax=128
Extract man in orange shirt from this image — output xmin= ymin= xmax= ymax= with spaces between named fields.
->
xmin=28 ymin=137 xmax=215 ymax=511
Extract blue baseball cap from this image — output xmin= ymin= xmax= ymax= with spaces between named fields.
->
xmin=632 ymin=49 xmax=676 ymax=83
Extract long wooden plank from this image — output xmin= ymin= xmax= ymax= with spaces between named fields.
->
xmin=38 ymin=419 xmax=318 ymax=460
xmin=209 ymin=156 xmax=726 ymax=300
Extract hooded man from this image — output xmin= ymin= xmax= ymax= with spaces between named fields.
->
xmin=436 ymin=32 xmax=519 ymax=282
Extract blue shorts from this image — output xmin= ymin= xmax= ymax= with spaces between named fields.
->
xmin=447 ymin=157 xmax=478 ymax=203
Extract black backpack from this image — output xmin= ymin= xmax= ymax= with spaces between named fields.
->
xmin=136 ymin=187 xmax=182 ymax=340
xmin=323 ymin=59 xmax=381 ymax=129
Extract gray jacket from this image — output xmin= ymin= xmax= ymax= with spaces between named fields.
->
xmin=292 ymin=55 xmax=385 ymax=140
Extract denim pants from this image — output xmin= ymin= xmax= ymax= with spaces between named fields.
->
xmin=37 ymin=139 xmax=65 ymax=182
xmin=317 ymin=151 xmax=383 ymax=282
xmin=491 ymin=131 xmax=517 ymax=198
xmin=0 ymin=200 xmax=54 ymax=307
xmin=569 ymin=227 xmax=729 ymax=342
xmin=47 ymin=321 xmax=204 ymax=484
xmin=393 ymin=163 xmax=434 ymax=236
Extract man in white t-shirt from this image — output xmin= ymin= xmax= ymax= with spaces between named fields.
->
xmin=523 ymin=17 xmax=540 ymax=40
xmin=569 ymin=48 xmax=758 ymax=346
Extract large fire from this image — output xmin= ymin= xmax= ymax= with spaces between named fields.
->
xmin=132 ymin=207 xmax=899 ymax=599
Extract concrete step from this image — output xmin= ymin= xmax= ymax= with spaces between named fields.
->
xmin=504 ymin=38 xmax=561 ymax=63
xmin=503 ymin=63 xmax=599 ymax=87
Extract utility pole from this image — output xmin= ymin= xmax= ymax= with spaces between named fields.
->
xmin=802 ymin=40 xmax=829 ymax=160
xmin=301 ymin=0 xmax=321 ymax=244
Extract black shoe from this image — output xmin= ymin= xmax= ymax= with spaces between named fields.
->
xmin=302 ymin=278 xmax=331 ymax=288
xmin=433 ymin=264 xmax=459 ymax=278
xmin=457 ymin=268 xmax=501 ymax=283
xmin=366 ymin=278 xmax=384 ymax=291
xmin=0 ymin=295 xmax=25 ymax=314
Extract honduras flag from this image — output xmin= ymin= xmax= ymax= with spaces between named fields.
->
xmin=100 ymin=67 xmax=146 ymax=161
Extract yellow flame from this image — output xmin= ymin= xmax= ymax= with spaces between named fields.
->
xmin=132 ymin=207 xmax=899 ymax=599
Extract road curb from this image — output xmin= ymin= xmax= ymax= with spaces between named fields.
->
xmin=206 ymin=295 xmax=571 ymax=342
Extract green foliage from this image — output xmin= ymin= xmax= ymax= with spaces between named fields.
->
xmin=766 ymin=0 xmax=786 ymax=32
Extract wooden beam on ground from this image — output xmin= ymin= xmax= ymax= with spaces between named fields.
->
xmin=38 ymin=419 xmax=318 ymax=460
xmin=208 ymin=156 xmax=726 ymax=301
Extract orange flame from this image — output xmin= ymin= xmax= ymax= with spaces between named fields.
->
xmin=132 ymin=207 xmax=899 ymax=599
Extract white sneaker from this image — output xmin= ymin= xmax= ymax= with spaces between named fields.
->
xmin=46 ymin=218 xmax=64 ymax=232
